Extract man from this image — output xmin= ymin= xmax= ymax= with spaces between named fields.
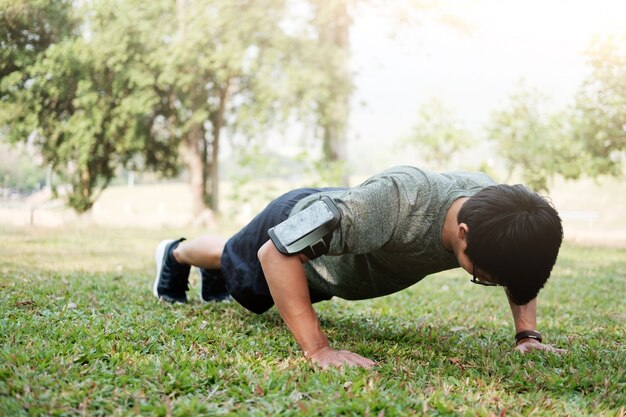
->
xmin=153 ymin=166 xmax=564 ymax=368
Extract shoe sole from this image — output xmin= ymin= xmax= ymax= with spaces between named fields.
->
xmin=153 ymin=239 xmax=175 ymax=299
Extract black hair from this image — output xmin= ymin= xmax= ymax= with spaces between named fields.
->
xmin=458 ymin=184 xmax=563 ymax=305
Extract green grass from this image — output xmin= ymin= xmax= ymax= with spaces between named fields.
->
xmin=0 ymin=226 xmax=624 ymax=416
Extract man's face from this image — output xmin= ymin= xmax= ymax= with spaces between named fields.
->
xmin=456 ymin=224 xmax=499 ymax=285
xmin=457 ymin=246 xmax=499 ymax=286
xmin=456 ymin=249 xmax=474 ymax=276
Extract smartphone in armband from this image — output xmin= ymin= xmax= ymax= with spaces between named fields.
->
xmin=268 ymin=196 xmax=341 ymax=260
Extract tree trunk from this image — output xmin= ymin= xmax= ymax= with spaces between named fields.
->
xmin=176 ymin=0 xmax=207 ymax=216
xmin=180 ymin=123 xmax=206 ymax=216
xmin=209 ymin=133 xmax=219 ymax=213
xmin=316 ymin=1 xmax=351 ymax=185
xmin=207 ymin=80 xmax=231 ymax=213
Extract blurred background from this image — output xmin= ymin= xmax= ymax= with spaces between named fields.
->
xmin=1 ymin=0 xmax=624 ymax=245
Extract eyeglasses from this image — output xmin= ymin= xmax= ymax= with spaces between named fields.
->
xmin=471 ymin=265 xmax=501 ymax=286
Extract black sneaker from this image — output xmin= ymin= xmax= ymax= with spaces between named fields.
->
xmin=153 ymin=238 xmax=190 ymax=303
xmin=199 ymin=268 xmax=232 ymax=303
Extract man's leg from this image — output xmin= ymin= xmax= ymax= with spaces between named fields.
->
xmin=154 ymin=235 xmax=230 ymax=304
xmin=174 ymin=235 xmax=231 ymax=303
xmin=173 ymin=235 xmax=227 ymax=270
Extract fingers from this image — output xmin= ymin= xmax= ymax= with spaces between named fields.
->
xmin=310 ymin=348 xmax=376 ymax=369
xmin=543 ymin=345 xmax=567 ymax=354
xmin=338 ymin=350 xmax=377 ymax=368
xmin=515 ymin=341 xmax=567 ymax=354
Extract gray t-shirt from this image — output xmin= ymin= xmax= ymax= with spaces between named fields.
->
xmin=290 ymin=166 xmax=497 ymax=300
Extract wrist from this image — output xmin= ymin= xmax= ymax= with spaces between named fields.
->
xmin=515 ymin=330 xmax=542 ymax=345
xmin=301 ymin=335 xmax=331 ymax=358
xmin=304 ymin=344 xmax=331 ymax=360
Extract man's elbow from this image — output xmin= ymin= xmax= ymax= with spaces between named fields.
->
xmin=258 ymin=240 xmax=308 ymax=265
xmin=257 ymin=240 xmax=277 ymax=265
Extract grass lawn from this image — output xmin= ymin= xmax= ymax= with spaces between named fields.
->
xmin=0 ymin=225 xmax=624 ymax=416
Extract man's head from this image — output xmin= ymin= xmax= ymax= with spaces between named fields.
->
xmin=457 ymin=184 xmax=563 ymax=305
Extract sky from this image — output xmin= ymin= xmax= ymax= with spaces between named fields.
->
xmin=347 ymin=0 xmax=626 ymax=171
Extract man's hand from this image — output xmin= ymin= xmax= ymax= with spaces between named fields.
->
xmin=505 ymin=293 xmax=566 ymax=354
xmin=515 ymin=338 xmax=566 ymax=354
xmin=308 ymin=346 xmax=376 ymax=369
xmin=258 ymin=241 xmax=376 ymax=370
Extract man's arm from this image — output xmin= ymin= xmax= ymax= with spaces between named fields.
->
xmin=257 ymin=240 xmax=376 ymax=368
xmin=505 ymin=290 xmax=565 ymax=353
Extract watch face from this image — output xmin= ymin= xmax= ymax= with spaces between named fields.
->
xmin=273 ymin=201 xmax=333 ymax=246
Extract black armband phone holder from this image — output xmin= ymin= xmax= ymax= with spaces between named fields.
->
xmin=268 ymin=196 xmax=341 ymax=260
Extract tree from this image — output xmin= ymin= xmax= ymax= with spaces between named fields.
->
xmin=400 ymin=98 xmax=470 ymax=170
xmin=1 ymin=0 xmax=474 ymax=213
xmin=0 ymin=0 xmax=178 ymax=211
xmin=487 ymin=85 xmax=581 ymax=192
xmin=309 ymin=0 xmax=352 ymax=185
xmin=1 ymin=0 xmax=340 ymax=213
xmin=0 ymin=0 xmax=76 ymax=79
xmin=159 ymin=0 xmax=315 ymax=214
xmin=572 ymin=33 xmax=626 ymax=177
xmin=489 ymin=34 xmax=626 ymax=192
xmin=305 ymin=0 xmax=472 ymax=184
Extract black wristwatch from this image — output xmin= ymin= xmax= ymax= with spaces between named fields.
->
xmin=515 ymin=330 xmax=542 ymax=344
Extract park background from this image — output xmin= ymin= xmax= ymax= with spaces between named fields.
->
xmin=1 ymin=0 xmax=625 ymax=245
xmin=1 ymin=0 xmax=625 ymax=416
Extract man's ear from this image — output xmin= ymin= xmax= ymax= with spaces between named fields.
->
xmin=457 ymin=223 xmax=469 ymax=241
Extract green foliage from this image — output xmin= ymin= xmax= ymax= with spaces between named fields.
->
xmin=1 ymin=226 xmax=624 ymax=416
xmin=400 ymin=98 xmax=471 ymax=170
xmin=490 ymin=35 xmax=626 ymax=192
xmin=572 ymin=33 xmax=626 ymax=177
xmin=487 ymin=85 xmax=581 ymax=191
xmin=158 ymin=0 xmax=300 ymax=139
xmin=0 ymin=0 xmax=179 ymax=212
xmin=0 ymin=0 xmax=77 ymax=78
xmin=0 ymin=0 xmax=352 ymax=213
xmin=156 ymin=0 xmax=323 ymax=212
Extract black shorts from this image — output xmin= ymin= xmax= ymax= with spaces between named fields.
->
xmin=221 ymin=188 xmax=339 ymax=314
